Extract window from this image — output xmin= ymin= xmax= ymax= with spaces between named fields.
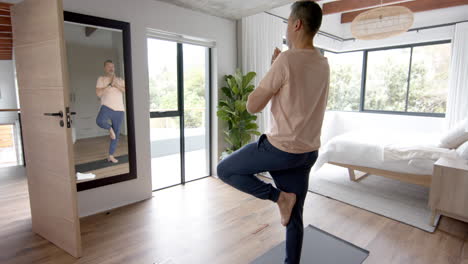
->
xmin=364 ymin=43 xmax=451 ymax=114
xmin=407 ymin=43 xmax=451 ymax=114
xmin=365 ymin=48 xmax=411 ymax=112
xmin=323 ymin=41 xmax=451 ymax=116
xmin=324 ymin=51 xmax=363 ymax=111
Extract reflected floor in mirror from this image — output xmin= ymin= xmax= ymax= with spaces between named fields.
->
xmin=74 ymin=135 xmax=129 ymax=183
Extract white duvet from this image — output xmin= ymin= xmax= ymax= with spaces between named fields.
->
xmin=313 ymin=130 xmax=458 ymax=175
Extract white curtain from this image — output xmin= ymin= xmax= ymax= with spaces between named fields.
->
xmin=241 ymin=13 xmax=286 ymax=134
xmin=446 ymin=22 xmax=468 ymax=129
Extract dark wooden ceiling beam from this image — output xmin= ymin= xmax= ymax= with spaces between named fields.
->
xmin=0 ymin=3 xmax=12 ymax=9
xmin=0 ymin=25 xmax=11 ymax=32
xmin=0 ymin=16 xmax=11 ymax=25
xmin=341 ymin=0 xmax=468 ymax=23
xmin=323 ymin=0 xmax=413 ymax=15
xmin=0 ymin=38 xmax=11 ymax=44
xmin=0 ymin=54 xmax=12 ymax=60
xmin=0 ymin=32 xmax=11 ymax=38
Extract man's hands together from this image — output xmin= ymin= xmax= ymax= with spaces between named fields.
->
xmin=271 ymin=47 xmax=281 ymax=65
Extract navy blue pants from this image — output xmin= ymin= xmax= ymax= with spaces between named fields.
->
xmin=217 ymin=134 xmax=318 ymax=264
xmin=96 ymin=105 xmax=124 ymax=155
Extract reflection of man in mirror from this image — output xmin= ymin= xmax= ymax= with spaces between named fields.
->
xmin=95 ymin=60 xmax=125 ymax=163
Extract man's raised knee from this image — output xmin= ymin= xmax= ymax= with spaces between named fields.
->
xmin=216 ymin=160 xmax=229 ymax=182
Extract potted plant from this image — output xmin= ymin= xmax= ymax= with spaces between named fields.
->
xmin=217 ymin=69 xmax=260 ymax=159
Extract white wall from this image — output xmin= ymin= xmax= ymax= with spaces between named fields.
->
xmin=0 ymin=61 xmax=18 ymax=124
xmin=61 ymin=0 xmax=237 ymax=217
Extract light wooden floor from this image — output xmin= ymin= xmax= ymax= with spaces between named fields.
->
xmin=74 ymin=135 xmax=128 ymax=164
xmin=1 ymin=166 xmax=468 ymax=264
xmin=74 ymin=136 xmax=129 ymax=182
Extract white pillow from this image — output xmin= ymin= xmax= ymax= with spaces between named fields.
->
xmin=456 ymin=141 xmax=468 ymax=160
xmin=439 ymin=119 xmax=468 ymax=149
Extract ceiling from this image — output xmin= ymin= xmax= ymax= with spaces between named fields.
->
xmin=157 ymin=0 xmax=468 ymax=21
xmin=157 ymin=0 xmax=299 ymax=20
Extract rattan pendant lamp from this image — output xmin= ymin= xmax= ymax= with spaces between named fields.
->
xmin=351 ymin=1 xmax=414 ymax=40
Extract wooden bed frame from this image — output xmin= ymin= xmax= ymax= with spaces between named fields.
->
xmin=329 ymin=161 xmax=432 ymax=188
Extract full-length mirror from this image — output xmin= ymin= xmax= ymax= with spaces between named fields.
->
xmin=64 ymin=12 xmax=136 ymax=191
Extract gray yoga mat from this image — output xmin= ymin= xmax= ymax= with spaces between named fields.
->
xmin=75 ymin=154 xmax=129 ymax=173
xmin=251 ymin=225 xmax=369 ymax=264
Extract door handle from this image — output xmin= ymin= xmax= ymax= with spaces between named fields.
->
xmin=44 ymin=111 xmax=64 ymax=127
xmin=44 ymin=111 xmax=64 ymax=118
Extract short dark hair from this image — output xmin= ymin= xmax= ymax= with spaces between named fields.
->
xmin=104 ymin=59 xmax=114 ymax=66
xmin=290 ymin=1 xmax=323 ymax=36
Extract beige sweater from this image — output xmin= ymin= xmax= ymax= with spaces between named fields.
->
xmin=247 ymin=49 xmax=330 ymax=154
xmin=96 ymin=76 xmax=125 ymax=111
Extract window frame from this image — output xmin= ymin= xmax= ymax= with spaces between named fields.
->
xmin=147 ymin=38 xmax=213 ymax=190
xmin=321 ymin=40 xmax=451 ymax=118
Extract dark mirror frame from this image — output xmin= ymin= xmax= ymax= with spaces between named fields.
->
xmin=64 ymin=11 xmax=137 ymax=191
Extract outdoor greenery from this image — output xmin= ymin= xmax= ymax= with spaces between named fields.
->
xmin=327 ymin=63 xmax=361 ymax=111
xmin=325 ymin=43 xmax=450 ymax=114
xmin=217 ymin=69 xmax=260 ymax=156
xmin=149 ymin=66 xmax=206 ymax=128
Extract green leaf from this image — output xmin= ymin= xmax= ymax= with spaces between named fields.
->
xmin=217 ymin=110 xmax=229 ymax=120
xmin=241 ymin=133 xmax=251 ymax=144
xmin=235 ymin=101 xmax=246 ymax=113
xmin=224 ymin=75 xmax=233 ymax=83
xmin=247 ymin=115 xmax=257 ymax=121
xmin=251 ymin=131 xmax=262 ymax=136
xmin=245 ymin=85 xmax=255 ymax=94
xmin=243 ymin=72 xmax=256 ymax=88
xmin=234 ymin=69 xmax=243 ymax=88
xmin=245 ymin=123 xmax=258 ymax=130
xmin=220 ymin=106 xmax=235 ymax=115
xmin=218 ymin=100 xmax=229 ymax=108
xmin=221 ymin=87 xmax=232 ymax=98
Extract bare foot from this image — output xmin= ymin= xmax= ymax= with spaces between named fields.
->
xmin=109 ymin=127 xmax=116 ymax=140
xmin=107 ymin=155 xmax=118 ymax=163
xmin=277 ymin=191 xmax=296 ymax=226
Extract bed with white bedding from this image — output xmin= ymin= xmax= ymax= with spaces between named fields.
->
xmin=313 ymin=130 xmax=458 ymax=187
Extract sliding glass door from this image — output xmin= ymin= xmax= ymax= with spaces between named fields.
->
xmin=182 ymin=44 xmax=210 ymax=182
xmin=147 ymin=38 xmax=211 ymax=191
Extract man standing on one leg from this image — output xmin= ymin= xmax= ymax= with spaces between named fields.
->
xmin=217 ymin=2 xmax=329 ymax=263
xmin=95 ymin=60 xmax=126 ymax=163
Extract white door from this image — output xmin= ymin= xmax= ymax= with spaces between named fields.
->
xmin=11 ymin=0 xmax=82 ymax=257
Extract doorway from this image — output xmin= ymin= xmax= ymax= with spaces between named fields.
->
xmin=147 ymin=38 xmax=211 ymax=191
xmin=0 ymin=9 xmax=23 ymax=168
